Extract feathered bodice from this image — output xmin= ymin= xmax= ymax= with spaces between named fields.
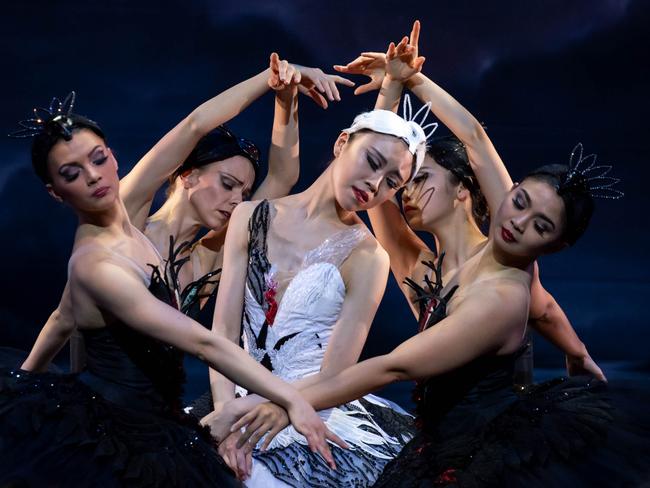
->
xmin=240 ymin=200 xmax=368 ymax=382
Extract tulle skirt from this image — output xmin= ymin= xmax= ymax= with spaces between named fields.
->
xmin=374 ymin=376 xmax=650 ymax=487
xmin=0 ymin=347 xmax=241 ymax=488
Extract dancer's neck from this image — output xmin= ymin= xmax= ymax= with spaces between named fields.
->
xmin=430 ymin=210 xmax=487 ymax=274
xmin=148 ymin=186 xmax=203 ymax=244
xmin=76 ymin=198 xmax=133 ymax=238
xmin=291 ymin=167 xmax=358 ymax=225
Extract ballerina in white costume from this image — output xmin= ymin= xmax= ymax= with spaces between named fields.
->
xmin=202 ymin=66 xmax=437 ymax=485
xmin=237 ymin=200 xmax=414 ymax=487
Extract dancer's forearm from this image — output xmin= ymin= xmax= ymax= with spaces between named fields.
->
xmin=375 ymin=76 xmax=402 ymax=112
xmin=254 ymin=86 xmax=300 ymax=200
xmin=406 ymin=73 xmax=483 ymax=146
xmin=22 ymin=285 xmax=74 ymax=372
xmin=21 ymin=308 xmax=74 ymax=372
xmin=302 ymin=355 xmax=398 ymax=411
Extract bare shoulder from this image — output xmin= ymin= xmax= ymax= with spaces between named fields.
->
xmin=353 ymin=231 xmax=389 ymax=262
xmin=230 ymin=200 xmax=259 ymax=223
xmin=343 ymin=233 xmax=390 ymax=281
xmin=68 ymin=248 xmax=129 ymax=328
xmin=69 ymin=247 xmax=113 ymax=281
xmin=226 ymin=200 xmax=261 ymax=237
xmin=461 ymin=277 xmax=530 ymax=319
xmin=69 ymin=249 xmax=128 ymax=291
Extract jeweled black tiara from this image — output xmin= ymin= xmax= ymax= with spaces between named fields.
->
xmin=9 ymin=91 xmax=77 ymax=140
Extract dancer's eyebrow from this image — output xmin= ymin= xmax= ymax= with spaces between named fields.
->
xmin=61 ymin=145 xmax=104 ymax=167
xmin=368 ymin=148 xmax=388 ymax=168
xmin=220 ymin=171 xmax=244 ymax=186
xmin=87 ymin=145 xmax=103 ymax=158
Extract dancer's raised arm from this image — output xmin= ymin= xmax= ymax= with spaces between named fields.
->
xmin=121 ymin=68 xmax=273 ymax=229
xmin=253 ymin=53 xmax=301 ymax=200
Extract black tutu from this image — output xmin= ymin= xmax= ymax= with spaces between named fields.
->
xmin=0 ymin=245 xmax=240 ymax=488
xmin=0 ymin=367 xmax=240 ymax=488
xmin=375 ymin=259 xmax=650 ymax=487
xmin=374 ymin=373 xmax=650 ymax=487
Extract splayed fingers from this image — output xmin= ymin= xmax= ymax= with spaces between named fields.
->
xmin=334 ymin=52 xmax=387 ymax=95
xmin=296 ymin=65 xmax=355 ymax=107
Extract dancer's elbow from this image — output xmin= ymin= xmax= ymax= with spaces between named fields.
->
xmin=195 ymin=331 xmax=223 ymax=367
xmin=383 ymin=353 xmax=412 ymax=384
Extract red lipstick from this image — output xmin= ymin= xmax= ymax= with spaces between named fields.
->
xmin=352 ymin=186 xmax=369 ymax=204
xmin=92 ymin=186 xmax=110 ymax=198
xmin=501 ymin=226 xmax=517 ymax=243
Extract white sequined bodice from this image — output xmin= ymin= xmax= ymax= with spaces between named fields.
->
xmin=241 ymin=224 xmax=368 ymax=382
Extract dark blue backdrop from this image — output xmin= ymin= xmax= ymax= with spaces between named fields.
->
xmin=1 ymin=0 xmax=648 ymax=404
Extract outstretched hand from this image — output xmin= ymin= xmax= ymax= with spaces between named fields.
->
xmin=334 ymin=52 xmax=387 ymax=95
xmin=231 ymin=400 xmax=349 ymax=470
xmin=296 ymin=65 xmax=355 ymax=109
xmin=269 ymin=53 xmax=355 ymax=109
xmin=334 ymin=20 xmax=425 ymax=95
xmin=386 ymin=20 xmax=425 ymax=82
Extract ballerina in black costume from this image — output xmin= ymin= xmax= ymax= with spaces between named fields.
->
xmin=0 ymin=93 xmax=344 ymax=487
xmin=229 ymin=27 xmax=650 ymax=487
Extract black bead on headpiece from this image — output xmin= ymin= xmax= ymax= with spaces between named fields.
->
xmin=9 ymin=91 xmax=80 ymax=140
xmin=560 ymin=143 xmax=624 ymax=200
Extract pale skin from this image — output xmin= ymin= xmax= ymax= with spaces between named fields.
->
xmin=335 ymin=20 xmax=605 ymax=380
xmin=22 ymin=126 xmax=345 ymax=469
xmin=21 ymin=54 xmax=354 ymax=373
xmin=230 ymin=24 xmax=607 ymax=450
xmin=205 ymin=122 xmax=415 ymax=479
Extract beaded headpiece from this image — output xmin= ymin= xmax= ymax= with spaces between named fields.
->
xmin=174 ymin=125 xmax=260 ymax=179
xmin=560 ymin=143 xmax=623 ymax=200
xmin=8 ymin=91 xmax=88 ymax=141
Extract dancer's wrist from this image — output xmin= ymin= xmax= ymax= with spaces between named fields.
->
xmin=566 ymin=341 xmax=588 ymax=362
xmin=404 ymin=72 xmax=425 ymax=90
